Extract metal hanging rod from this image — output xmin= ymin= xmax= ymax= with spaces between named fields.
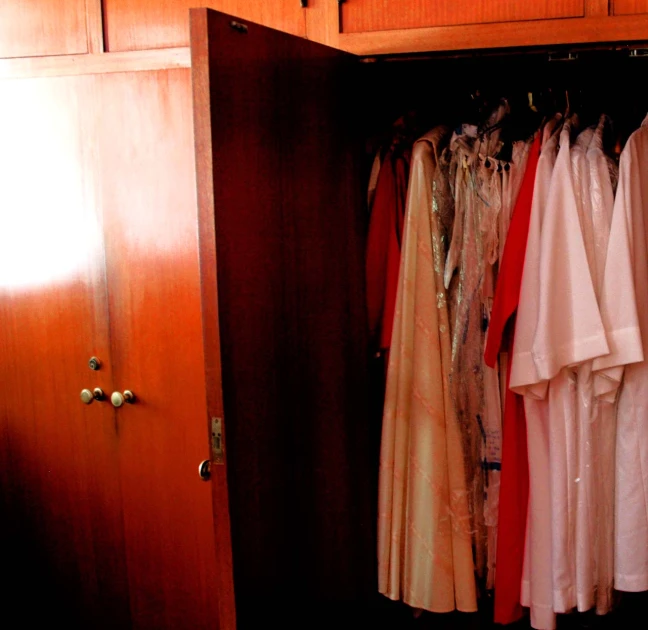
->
xmin=547 ymin=51 xmax=579 ymax=62
xmin=359 ymin=43 xmax=648 ymax=64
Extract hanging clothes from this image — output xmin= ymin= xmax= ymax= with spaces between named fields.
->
xmin=510 ymin=118 xmax=560 ymax=630
xmin=499 ymin=140 xmax=532 ymax=258
xmin=443 ymin=118 xmax=507 ymax=586
xmin=485 ymin=133 xmax=541 ymax=625
xmin=565 ymin=117 xmax=620 ymax=615
xmin=532 ymin=118 xmax=610 ymax=617
xmin=592 ymin=114 xmax=647 ymax=595
xmin=478 ymin=154 xmax=505 ymax=591
xmin=481 ymin=136 xmax=534 ymax=595
xmin=374 ymin=99 xmax=648 ymax=628
xmin=367 ymin=150 xmax=382 ymax=211
xmin=570 ymin=124 xmax=599 ymax=615
xmin=585 ymin=116 xmax=618 ymax=615
xmin=378 ymin=126 xmax=477 ymax=613
xmin=366 ymin=144 xmax=411 ymax=355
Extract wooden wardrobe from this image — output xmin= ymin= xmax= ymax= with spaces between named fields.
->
xmin=3 ymin=3 xmax=648 ymax=630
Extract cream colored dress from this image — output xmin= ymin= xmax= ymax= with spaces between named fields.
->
xmin=378 ymin=126 xmax=477 ymax=613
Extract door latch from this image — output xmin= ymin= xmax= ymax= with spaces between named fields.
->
xmin=211 ymin=417 xmax=224 ymax=464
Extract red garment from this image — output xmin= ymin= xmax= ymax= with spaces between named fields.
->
xmin=485 ymin=135 xmax=541 ymax=625
xmin=366 ymin=148 xmax=410 ymax=352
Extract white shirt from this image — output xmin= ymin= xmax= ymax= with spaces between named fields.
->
xmin=593 ymin=115 xmax=647 ymax=592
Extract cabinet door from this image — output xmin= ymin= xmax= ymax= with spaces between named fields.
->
xmin=0 ymin=75 xmax=129 ymax=628
xmin=103 ymin=0 xmax=306 ymax=52
xmin=341 ymin=0 xmax=585 ymax=33
xmin=0 ymin=0 xmax=88 ymax=58
xmin=191 ymin=9 xmax=373 ymax=626
xmin=95 ymin=69 xmax=221 ymax=629
xmin=613 ymin=0 xmax=648 ymax=14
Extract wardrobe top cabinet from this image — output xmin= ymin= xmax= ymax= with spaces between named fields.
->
xmin=0 ymin=0 xmax=89 ymax=58
xmin=322 ymin=0 xmax=648 ymax=55
xmin=614 ymin=0 xmax=648 ymax=15
xmin=5 ymin=1 xmax=648 ymax=58
xmin=103 ymin=0 xmax=306 ymax=51
xmin=339 ymin=0 xmax=585 ymax=33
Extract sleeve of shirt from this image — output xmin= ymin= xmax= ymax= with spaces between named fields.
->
xmin=531 ymin=140 xmax=609 ymax=381
xmin=592 ymin=147 xmax=644 ymax=400
xmin=509 ymin=162 xmax=549 ymax=400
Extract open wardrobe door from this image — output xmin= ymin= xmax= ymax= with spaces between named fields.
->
xmin=190 ymin=8 xmax=373 ymax=629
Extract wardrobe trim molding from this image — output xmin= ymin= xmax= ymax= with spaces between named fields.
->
xmin=85 ymin=0 xmax=105 ymax=54
xmin=331 ymin=14 xmax=648 ymax=56
xmin=0 ymin=47 xmax=190 ymax=80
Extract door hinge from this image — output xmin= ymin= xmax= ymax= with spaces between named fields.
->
xmin=211 ymin=417 xmax=224 ymax=464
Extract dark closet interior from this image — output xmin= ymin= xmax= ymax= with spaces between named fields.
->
xmin=195 ymin=14 xmax=648 ymax=627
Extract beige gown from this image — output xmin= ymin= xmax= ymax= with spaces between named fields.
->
xmin=378 ymin=126 xmax=477 ymax=613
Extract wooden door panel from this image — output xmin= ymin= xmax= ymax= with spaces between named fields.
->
xmin=95 ymin=69 xmax=220 ymax=629
xmin=341 ymin=0 xmax=585 ymax=33
xmin=191 ymin=9 xmax=373 ymax=626
xmin=103 ymin=0 xmax=305 ymax=52
xmin=0 ymin=76 xmax=129 ymax=628
xmin=613 ymin=0 xmax=648 ymax=14
xmin=0 ymin=0 xmax=88 ymax=58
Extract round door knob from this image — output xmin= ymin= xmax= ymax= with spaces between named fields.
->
xmin=111 ymin=390 xmax=135 ymax=407
xmin=80 ymin=389 xmax=94 ymax=405
xmin=198 ymin=460 xmax=211 ymax=481
xmin=93 ymin=388 xmax=105 ymax=401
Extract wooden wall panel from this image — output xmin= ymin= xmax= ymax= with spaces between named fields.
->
xmin=341 ymin=0 xmax=585 ymax=33
xmin=0 ymin=0 xmax=88 ymax=58
xmin=0 ymin=75 xmax=130 ymax=627
xmin=613 ymin=0 xmax=648 ymax=14
xmin=104 ymin=0 xmax=306 ymax=52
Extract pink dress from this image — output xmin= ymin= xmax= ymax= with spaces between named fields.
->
xmin=510 ymin=119 xmax=560 ymax=630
